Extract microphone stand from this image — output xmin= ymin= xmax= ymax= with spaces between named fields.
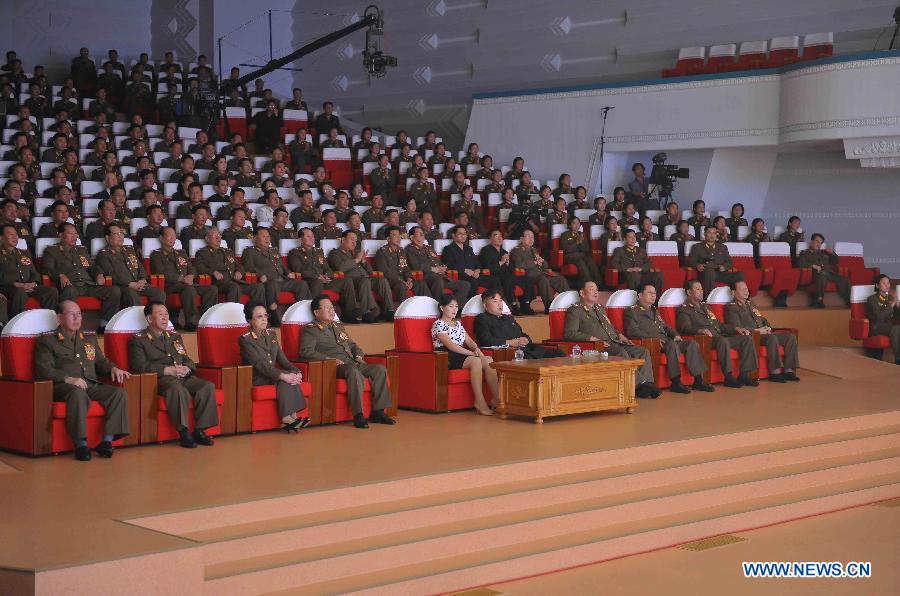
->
xmin=599 ymin=106 xmax=612 ymax=196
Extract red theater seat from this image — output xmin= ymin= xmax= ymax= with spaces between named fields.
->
xmin=767 ymin=36 xmax=799 ymax=67
xmin=103 ymin=306 xmax=231 ymax=444
xmin=646 ymin=241 xmax=686 ymax=291
xmin=280 ymin=301 xmax=398 ymax=424
xmin=0 ymin=309 xmax=140 ymax=455
xmin=657 ymin=288 xmax=717 ymax=383
xmin=197 ymin=303 xmax=315 ymax=433
xmin=758 ymin=242 xmax=801 ymax=300
xmin=725 ymin=242 xmax=762 ymax=296
xmin=542 ymin=290 xmax=606 ymax=354
xmin=802 ymin=33 xmax=833 ymax=61
xmin=835 ymin=242 xmax=879 ymax=286
xmin=849 ymin=285 xmax=892 ymax=353
xmin=706 ymin=286 xmax=797 ymax=380
xmin=662 ymin=47 xmax=706 ymax=77
xmin=323 ymin=147 xmax=352 ymax=190
xmin=388 ymin=296 xmax=499 ymax=412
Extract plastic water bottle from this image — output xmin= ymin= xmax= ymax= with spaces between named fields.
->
xmin=514 ymin=348 xmax=525 ymax=361
xmin=571 ymin=344 xmax=582 ymax=358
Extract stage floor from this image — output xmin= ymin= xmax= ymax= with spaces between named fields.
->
xmin=1 ymin=347 xmax=897 ymax=591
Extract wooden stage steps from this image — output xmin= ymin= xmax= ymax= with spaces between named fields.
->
xmin=122 ymin=411 xmax=900 ymax=595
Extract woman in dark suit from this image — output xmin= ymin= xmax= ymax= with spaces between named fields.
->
xmin=239 ymin=302 xmax=309 ymax=432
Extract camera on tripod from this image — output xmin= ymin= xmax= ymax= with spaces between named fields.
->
xmin=649 ymin=152 xmax=690 ymax=201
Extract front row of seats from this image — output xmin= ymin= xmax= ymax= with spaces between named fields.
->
xmin=0 ymin=297 xmax=399 ymax=460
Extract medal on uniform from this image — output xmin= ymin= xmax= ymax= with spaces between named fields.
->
xmin=226 ymin=255 xmax=235 ymax=263
xmin=752 ymin=307 xmax=762 ymax=317
xmin=339 ymin=331 xmax=349 ymax=341
xmin=79 ymin=255 xmax=90 ymax=267
xmin=84 ymin=343 xmax=96 ymax=361
xmin=177 ymin=256 xmax=187 ymax=267
xmin=174 ymin=341 xmax=187 ymax=355
xmin=127 ymin=254 xmax=139 ymax=269
xmin=318 ymin=255 xmax=324 ymax=264
xmin=20 ymin=255 xmax=31 ymax=266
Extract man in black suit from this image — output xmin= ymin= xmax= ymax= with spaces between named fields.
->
xmin=313 ymin=101 xmax=342 ymax=142
xmin=479 ymin=230 xmax=533 ymax=315
xmin=441 ymin=225 xmax=500 ymax=300
xmin=473 ymin=290 xmax=564 ymax=358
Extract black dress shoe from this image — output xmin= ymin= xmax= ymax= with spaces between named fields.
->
xmin=692 ymin=380 xmax=715 ymax=392
xmin=782 ymin=371 xmax=800 ymax=381
xmin=738 ymin=375 xmax=759 ymax=387
xmin=670 ymin=380 xmax=692 ymax=394
xmin=636 ymin=382 xmax=657 ymax=398
xmin=768 ymin=372 xmax=786 ymax=383
xmin=353 ymin=413 xmax=369 ymax=429
xmin=519 ymin=303 xmax=535 ymax=316
xmin=363 ymin=310 xmax=380 ymax=323
xmin=74 ymin=445 xmax=92 ymax=461
xmin=95 ymin=440 xmax=114 ymax=458
xmin=812 ymin=299 xmax=825 ymax=309
xmin=369 ymin=410 xmax=396 ymax=425
xmin=383 ymin=311 xmax=395 ymax=322
xmin=298 ymin=417 xmax=311 ymax=429
xmin=192 ymin=429 xmax=214 ymax=446
xmin=724 ymin=375 xmax=743 ymax=388
xmin=773 ymin=291 xmax=788 ymax=308
xmin=183 ymin=323 xmax=198 ymax=332
xmin=283 ymin=419 xmax=302 ymax=433
xmin=179 ymin=433 xmax=197 ymax=448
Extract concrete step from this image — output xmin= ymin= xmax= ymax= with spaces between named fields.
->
xmin=126 ymin=411 xmax=900 ymax=543
xmin=187 ymin=416 xmax=900 ymax=594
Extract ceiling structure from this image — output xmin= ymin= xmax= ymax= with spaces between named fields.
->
xmin=290 ymin=0 xmax=898 ymax=145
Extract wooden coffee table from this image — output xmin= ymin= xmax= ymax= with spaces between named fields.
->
xmin=491 ymin=355 xmax=643 ymax=424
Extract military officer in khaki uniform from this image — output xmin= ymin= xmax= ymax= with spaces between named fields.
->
xmin=509 ymin=229 xmax=568 ymax=313
xmin=776 ymin=216 xmax=804 ymax=261
xmin=687 ymin=227 xmax=745 ymax=298
xmin=410 ymin=167 xmax=439 ymax=221
xmin=676 ymin=279 xmax=759 ymax=388
xmin=288 ymin=227 xmax=359 ymax=317
xmin=312 ymin=209 xmax=342 ymax=243
xmin=300 ymin=295 xmax=395 ymax=429
xmin=42 ymin=223 xmax=121 ymax=328
xmin=328 ymin=229 xmax=395 ymax=321
xmin=563 ymin=282 xmax=661 ymax=398
xmin=725 ymin=280 xmax=800 ymax=381
xmin=865 ymin=274 xmax=900 ymax=364
xmin=267 ymin=208 xmax=297 ymax=247
xmin=149 ymin=226 xmax=218 ymax=331
xmin=34 ymin=300 xmax=131 ymax=460
xmin=624 ymin=284 xmax=713 ymax=394
xmin=84 ymin=199 xmax=122 ymax=242
xmin=221 ymin=208 xmax=254 ymax=250
xmin=368 ymin=154 xmax=396 ymax=205
xmin=559 ymin=215 xmax=601 ymax=287
xmin=687 ymin=200 xmax=711 ymax=237
xmin=95 ymin=222 xmax=166 ymax=307
xmin=241 ymin=227 xmax=310 ymax=324
xmin=405 ymin=226 xmax=470 ymax=305
xmin=128 ymin=302 xmax=218 ymax=448
xmin=0 ymin=223 xmax=59 ymax=316
xmin=194 ymin=227 xmax=265 ymax=304
xmin=289 ymin=190 xmax=321 ymax=228
xmin=240 ymin=303 xmax=309 ymax=432
xmin=796 ymin=233 xmax=850 ymax=308
xmin=374 ymin=225 xmax=429 ymax=304
xmin=609 ymin=229 xmax=664 ymax=295
xmin=178 ymin=204 xmax=212 ymax=248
